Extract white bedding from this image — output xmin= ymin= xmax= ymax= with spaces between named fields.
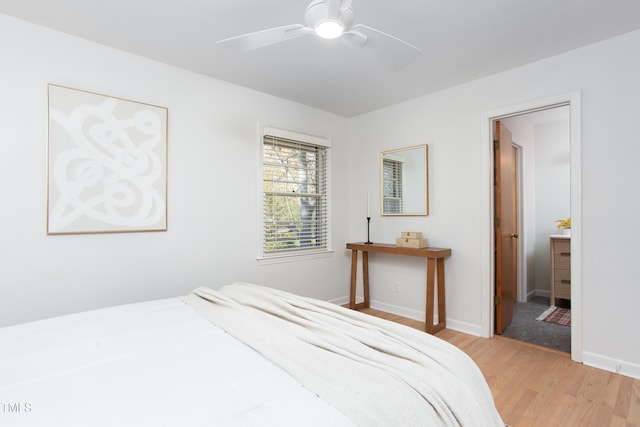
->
xmin=0 ymin=297 xmax=354 ymax=426
xmin=187 ymin=283 xmax=504 ymax=427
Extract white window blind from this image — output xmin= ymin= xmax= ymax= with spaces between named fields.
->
xmin=262 ymin=135 xmax=328 ymax=256
xmin=383 ymin=158 xmax=404 ymax=214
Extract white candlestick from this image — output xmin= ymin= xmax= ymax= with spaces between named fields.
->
xmin=367 ymin=192 xmax=370 ymax=217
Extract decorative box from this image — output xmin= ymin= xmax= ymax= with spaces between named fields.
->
xmin=400 ymin=231 xmax=423 ymax=239
xmin=396 ymin=237 xmax=428 ymax=248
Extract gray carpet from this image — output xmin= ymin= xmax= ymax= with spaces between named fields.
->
xmin=500 ymin=296 xmax=571 ymax=353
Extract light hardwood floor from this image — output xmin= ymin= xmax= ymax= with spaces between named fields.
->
xmin=360 ymin=307 xmax=640 ymax=427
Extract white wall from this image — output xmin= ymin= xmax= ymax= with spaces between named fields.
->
xmin=0 ymin=14 xmax=351 ymax=327
xmin=349 ymin=29 xmax=640 ymax=376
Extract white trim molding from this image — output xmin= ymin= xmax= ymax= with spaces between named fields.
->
xmin=583 ymin=352 xmax=640 ymax=380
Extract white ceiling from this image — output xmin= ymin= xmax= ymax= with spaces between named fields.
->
xmin=2 ymin=0 xmax=640 ymax=117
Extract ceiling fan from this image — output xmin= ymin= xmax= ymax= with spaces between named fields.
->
xmin=217 ymin=0 xmax=422 ymax=70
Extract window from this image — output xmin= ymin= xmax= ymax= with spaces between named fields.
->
xmin=382 ymin=158 xmax=403 ymax=214
xmin=261 ymin=131 xmax=329 ymax=258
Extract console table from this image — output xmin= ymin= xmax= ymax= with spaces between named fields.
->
xmin=346 ymin=242 xmax=452 ymax=334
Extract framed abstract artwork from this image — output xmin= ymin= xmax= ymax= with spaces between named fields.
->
xmin=47 ymin=84 xmax=168 ymax=234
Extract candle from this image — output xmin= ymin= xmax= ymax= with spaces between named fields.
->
xmin=367 ymin=191 xmax=370 ymax=217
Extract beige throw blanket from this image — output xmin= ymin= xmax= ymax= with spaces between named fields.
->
xmin=184 ymin=283 xmax=503 ymax=427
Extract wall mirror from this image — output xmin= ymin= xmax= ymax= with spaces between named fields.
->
xmin=380 ymin=144 xmax=428 ymax=216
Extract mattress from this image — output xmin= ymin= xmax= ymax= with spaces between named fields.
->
xmin=0 ymin=297 xmax=354 ymax=426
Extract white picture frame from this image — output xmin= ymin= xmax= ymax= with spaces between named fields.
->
xmin=47 ymin=84 xmax=168 ymax=234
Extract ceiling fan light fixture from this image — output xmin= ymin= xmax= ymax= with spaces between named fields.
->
xmin=315 ymin=20 xmax=344 ymax=39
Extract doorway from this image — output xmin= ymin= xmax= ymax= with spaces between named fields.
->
xmin=494 ymin=108 xmax=571 ymax=352
xmin=480 ymin=91 xmax=582 ymax=362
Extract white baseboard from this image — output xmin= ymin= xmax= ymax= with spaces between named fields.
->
xmin=327 ymin=296 xmax=350 ymax=306
xmin=533 ymin=289 xmax=550 ymax=298
xmin=582 ymin=351 xmax=640 ymax=380
xmin=445 ymin=319 xmax=483 ymax=337
xmin=330 ymin=297 xmax=425 ymax=322
xmin=327 ymin=296 xmax=482 ymax=337
xmin=369 ymin=299 xmax=424 ymax=321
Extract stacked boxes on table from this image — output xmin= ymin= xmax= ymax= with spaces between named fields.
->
xmin=396 ymin=231 xmax=428 ymax=248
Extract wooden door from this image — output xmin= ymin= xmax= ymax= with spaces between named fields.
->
xmin=495 ymin=121 xmax=518 ymax=334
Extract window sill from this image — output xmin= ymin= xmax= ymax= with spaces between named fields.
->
xmin=257 ymin=249 xmax=334 ymax=265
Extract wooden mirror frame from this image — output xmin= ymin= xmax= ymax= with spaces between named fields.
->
xmin=380 ymin=144 xmax=429 ymax=216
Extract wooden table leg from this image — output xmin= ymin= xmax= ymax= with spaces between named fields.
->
xmin=425 ymin=258 xmax=435 ymax=333
xmin=349 ymin=250 xmax=358 ymax=309
xmin=349 ymin=249 xmax=371 ymax=310
xmin=425 ymin=257 xmax=446 ymax=334
xmin=362 ymin=251 xmax=370 ymax=308
xmin=436 ymin=257 xmax=446 ymax=332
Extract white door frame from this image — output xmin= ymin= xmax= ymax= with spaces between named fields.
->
xmin=512 ymin=142 xmax=525 ymax=303
xmin=480 ymin=91 xmax=583 ymax=362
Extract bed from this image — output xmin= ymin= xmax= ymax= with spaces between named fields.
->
xmin=0 ymin=282 xmax=504 ymax=426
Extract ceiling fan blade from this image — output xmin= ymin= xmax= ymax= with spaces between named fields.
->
xmin=217 ymin=24 xmax=309 ymax=51
xmin=342 ymin=29 xmax=367 ymax=46
xmin=344 ymin=24 xmax=422 ymax=71
xmin=326 ymin=0 xmax=341 ymax=18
